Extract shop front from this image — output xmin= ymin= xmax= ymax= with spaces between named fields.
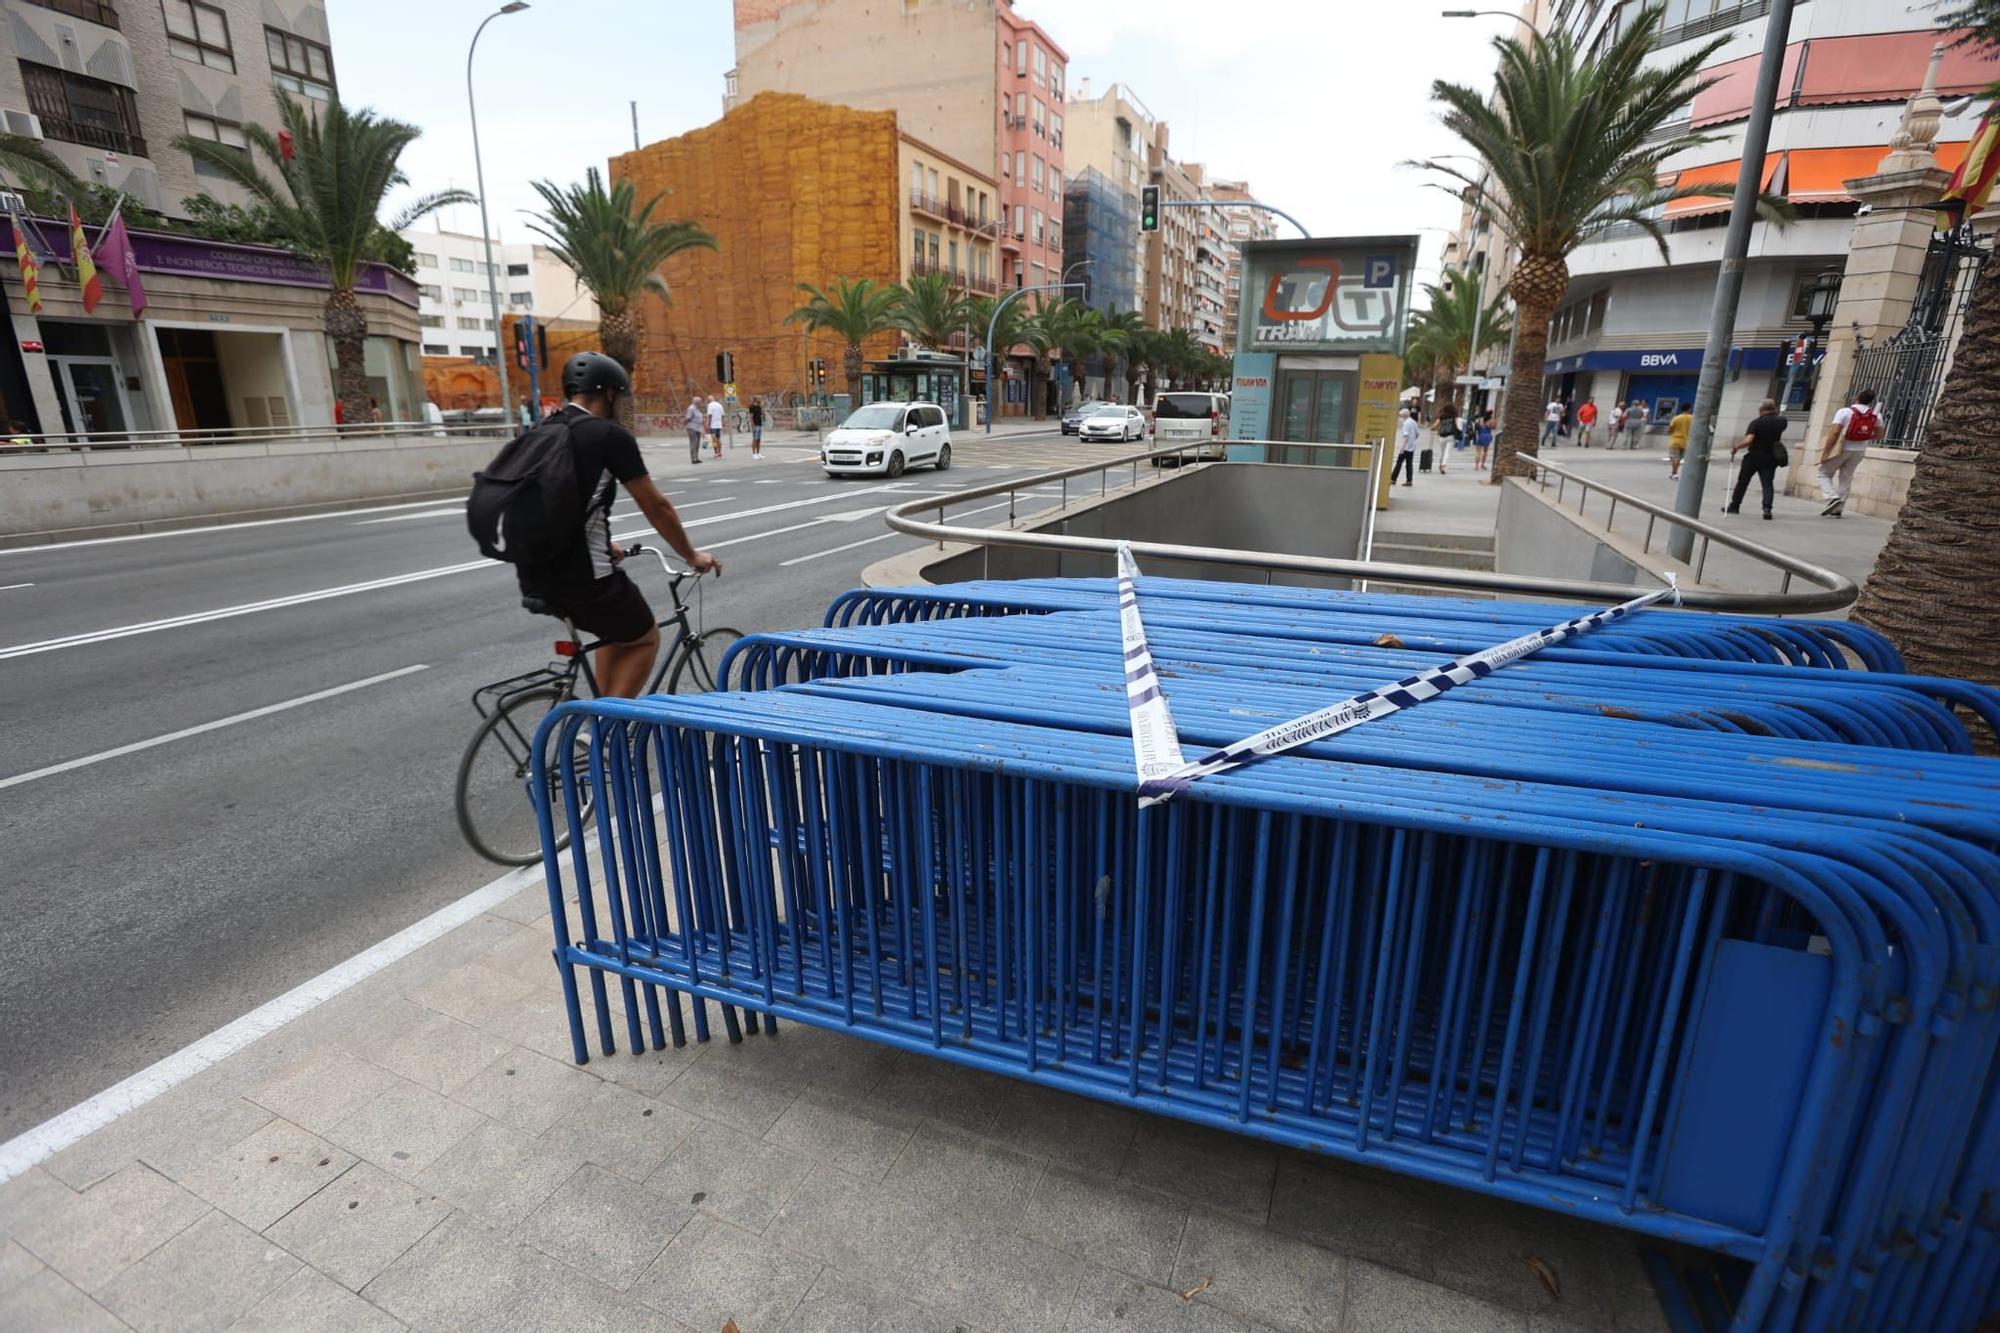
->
xmin=861 ymin=348 xmax=971 ymax=428
xmin=1544 ymin=346 xmax=1785 ymax=432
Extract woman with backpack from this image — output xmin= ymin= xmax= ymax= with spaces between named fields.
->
xmin=1434 ymin=403 xmax=1460 ymax=475
xmin=1817 ymin=388 xmax=1880 ymax=517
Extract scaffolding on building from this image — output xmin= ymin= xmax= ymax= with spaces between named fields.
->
xmin=1063 ymin=168 xmax=1139 ymax=317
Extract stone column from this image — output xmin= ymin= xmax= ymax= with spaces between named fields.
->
xmin=1784 ymin=43 xmax=1952 ymax=507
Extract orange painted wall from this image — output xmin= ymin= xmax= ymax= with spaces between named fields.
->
xmin=609 ymin=92 xmax=903 ymax=405
xmin=420 ymin=317 xmax=600 ymax=411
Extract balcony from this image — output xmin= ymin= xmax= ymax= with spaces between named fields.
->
xmin=910 ymin=189 xmax=949 ymax=221
xmin=38 ymin=114 xmax=146 ymax=157
xmin=909 ymin=255 xmax=1000 ymax=295
xmin=25 ymin=0 xmax=119 ymax=26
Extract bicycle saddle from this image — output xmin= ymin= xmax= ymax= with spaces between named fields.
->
xmin=520 ymin=595 xmax=563 ymax=618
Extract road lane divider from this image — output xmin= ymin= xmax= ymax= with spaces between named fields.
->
xmin=776 ymin=498 xmax=1020 ymax=567
xmin=0 ymin=582 xmax=32 ymax=591
xmin=0 ymin=498 xmax=470 ymax=555
xmin=0 ymin=664 xmax=431 ymax=792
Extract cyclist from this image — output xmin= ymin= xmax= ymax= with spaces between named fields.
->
xmin=519 ymin=352 xmax=720 ymax=697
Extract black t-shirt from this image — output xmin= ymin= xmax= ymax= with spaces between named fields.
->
xmin=1742 ymin=413 xmax=1786 ymax=457
xmin=519 ymin=405 xmax=647 ymax=592
xmin=748 ymin=402 xmax=764 ymax=426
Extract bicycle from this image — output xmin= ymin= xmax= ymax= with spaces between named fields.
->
xmin=454 ymin=546 xmax=744 ymax=865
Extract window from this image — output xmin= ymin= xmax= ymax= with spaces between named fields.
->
xmin=1031 ymin=99 xmax=1045 ymax=138
xmin=1032 ymin=46 xmax=1046 ymax=84
xmin=1002 ymin=42 xmax=1011 ymax=72
xmin=912 ymin=161 xmax=924 ymax=193
xmin=1014 ymin=149 xmax=1026 ymax=181
xmin=1051 ymin=64 xmax=1064 ymax=100
xmin=1051 ymin=168 xmax=1061 ymax=198
xmin=457 ymin=316 xmax=482 ymax=330
xmin=23 ymin=1 xmax=120 ymax=23
xmin=1015 ymin=41 xmax=1028 ymax=76
xmin=1031 ymin=156 xmax=1044 ymax=190
xmin=485 ymin=318 xmax=497 ymax=331
xmin=182 ymin=112 xmax=247 ymax=176
xmin=453 ymin=285 xmax=479 ymax=302
xmin=1052 ymin=113 xmax=1063 ymax=148
xmin=18 ymin=61 xmax=146 ymax=156
xmin=1031 ymin=208 xmax=1044 ymax=244
xmin=417 ymin=283 xmax=441 ymax=301
xmin=266 ymin=26 xmax=334 ymax=100
xmin=928 ymin=233 xmax=939 ymax=269
xmin=913 ymin=230 xmax=926 ymax=269
xmin=164 ymin=1 xmax=235 ymax=70
xmin=1000 ymin=153 xmax=1010 ymax=179
xmin=1048 ymin=220 xmax=1060 ymax=251
xmin=413 ymin=251 xmax=437 ymax=269
xmin=459 ymin=346 xmax=484 ymax=358
xmin=948 ymin=238 xmax=958 ymax=272
xmin=420 ymin=314 xmax=444 ymax=328
xmin=422 ymin=343 xmax=449 ymax=355
xmin=927 ymin=167 xmax=938 ymax=197
xmin=1015 ymin=91 xmax=1028 ymax=121
xmin=450 ymin=257 xmax=475 ymax=273
xmin=1013 ymin=204 xmax=1025 ymax=238
xmin=506 ymin=262 xmax=529 ymax=276
xmin=508 ymin=291 xmax=532 ymax=307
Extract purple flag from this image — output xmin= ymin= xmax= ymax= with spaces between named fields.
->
xmin=94 ymin=213 xmax=146 ymax=315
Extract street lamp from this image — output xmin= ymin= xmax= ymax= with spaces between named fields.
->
xmin=1781 ymin=267 xmax=1842 ymax=412
xmin=468 ymin=2 xmax=528 ymax=423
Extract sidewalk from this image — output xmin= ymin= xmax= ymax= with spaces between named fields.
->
xmin=1381 ymin=437 xmax=1891 ymax=608
xmin=0 ymin=865 xmax=1670 ymax=1332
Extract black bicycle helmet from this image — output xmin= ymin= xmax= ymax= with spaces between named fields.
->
xmin=561 ymin=351 xmax=632 ymax=397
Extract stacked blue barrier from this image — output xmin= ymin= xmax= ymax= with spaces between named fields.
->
xmin=532 ymin=577 xmax=2000 ymax=1331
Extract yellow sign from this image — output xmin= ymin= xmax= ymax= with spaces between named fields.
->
xmin=724 ymin=382 xmax=739 ymax=404
xmin=1356 ymin=353 xmax=1404 ymax=510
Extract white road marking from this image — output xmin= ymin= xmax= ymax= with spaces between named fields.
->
xmin=609 ymin=480 xmax=921 ymax=545
xmin=700 ymin=505 xmax=888 ymax=552
xmin=776 ymin=498 xmax=1017 ymax=567
xmin=0 ymin=582 xmax=32 ymax=591
xmin=0 ymin=498 xmax=469 ymax=556
xmin=357 ymin=507 xmax=462 ymax=525
xmin=0 ymin=665 xmax=430 ymax=792
xmin=0 ymin=855 xmax=545 ymax=1185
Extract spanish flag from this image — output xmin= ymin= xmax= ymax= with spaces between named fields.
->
xmin=10 ymin=214 xmax=41 ymax=315
xmin=1942 ymin=111 xmax=2000 ymax=220
xmin=69 ymin=204 xmax=101 ymax=313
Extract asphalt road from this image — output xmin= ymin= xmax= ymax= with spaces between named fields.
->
xmin=0 ymin=425 xmax=1108 ymax=1139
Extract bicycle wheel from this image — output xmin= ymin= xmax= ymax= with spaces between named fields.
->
xmin=454 ymin=687 xmax=595 ymax=866
xmin=665 ymin=627 xmax=746 ymax=694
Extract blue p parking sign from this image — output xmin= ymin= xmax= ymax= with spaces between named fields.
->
xmin=1363 ymin=255 xmax=1397 ymax=289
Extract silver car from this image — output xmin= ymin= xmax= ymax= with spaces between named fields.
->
xmin=1077 ymin=405 xmax=1148 ymax=442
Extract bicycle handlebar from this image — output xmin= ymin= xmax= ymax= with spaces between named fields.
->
xmin=620 ymin=544 xmax=715 ymax=581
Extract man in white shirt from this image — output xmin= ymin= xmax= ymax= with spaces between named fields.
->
xmin=1541 ymin=399 xmax=1563 ymax=450
xmin=1817 ymin=388 xmax=1880 ymax=516
xmin=706 ymin=395 xmax=725 ymax=458
xmin=1392 ymin=409 xmax=1419 ymax=486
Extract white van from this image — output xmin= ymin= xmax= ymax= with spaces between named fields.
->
xmin=1150 ymin=391 xmax=1229 ymax=459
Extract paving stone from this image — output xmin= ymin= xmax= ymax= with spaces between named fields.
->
xmin=592 ymin=1029 xmax=712 ymax=1099
xmin=1266 ymin=1155 xmax=1442 ymax=1278
xmin=264 ymin=1161 xmax=449 ymax=1292
xmin=414 ymin=1118 xmax=584 ymax=1230
xmin=770 ymin=1025 xmax=904 ymax=1099
xmin=987 ymin=1083 xmax=1141 ymax=1177
xmin=454 ymin=1047 xmax=599 ymax=1135
xmin=479 ymin=921 xmax=564 ymax=984
xmin=409 ymin=960 xmax=539 ymax=1027
xmin=98 ymin=1208 xmax=300 ymax=1331
xmin=230 ymin=1266 xmax=405 ymax=1332
xmin=911 ymin=1216 xmax=1088 ymax=1333
xmin=780 ymin=1267 xmax=963 ymax=1333
xmin=646 ymin=1119 xmax=814 ymax=1233
xmin=766 ymin=1089 xmax=919 ymax=1181
xmin=1120 ymin=1117 xmax=1278 ymax=1223
xmin=367 ymin=1208 xmax=674 ymax=1329
xmin=1064 ymin=1267 xmax=1255 ymax=1333
xmin=539 ymin=1077 xmax=700 ymax=1182
xmin=0 ymin=1240 xmax=43 ymax=1296
xmin=490 ymin=885 xmax=558 ymax=926
xmin=1173 ymin=1209 xmax=1347 ymax=1333
xmin=869 ymin=1051 xmax=1015 ymax=1134
xmin=655 ymin=1049 xmax=808 ymax=1136
xmin=880 ymin=1122 xmax=1044 ymax=1230
xmin=632 ymin=1214 xmax=820 ymax=1333
xmin=1022 ymin=1166 xmax=1190 ymax=1286
xmin=15 ymin=1161 xmax=208 ymax=1294
xmin=766 ymin=1163 xmax=941 ymax=1285
xmin=480 ymin=985 xmax=598 ymax=1062
xmin=245 ymin=1048 xmax=400 ymax=1135
xmin=0 ymin=1265 xmax=127 ymax=1332
xmin=0 ymin=1167 xmax=75 ymax=1246
xmin=515 ymin=1161 xmax=692 ymax=1290
xmin=1417 ymin=1195 xmax=1639 ymax=1325
xmin=1341 ymin=1259 xmax=1524 ymax=1332
xmin=42 ymin=1083 xmax=273 ymax=1191
xmin=183 ymin=1118 xmax=355 ymax=1230
xmin=325 ymin=1076 xmax=486 ymax=1178
xmin=342 ymin=1006 xmax=510 ymax=1095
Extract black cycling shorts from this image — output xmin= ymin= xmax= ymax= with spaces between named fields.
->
xmin=530 ymin=570 xmax=655 ymax=644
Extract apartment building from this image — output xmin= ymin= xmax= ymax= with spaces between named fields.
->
xmin=1144 ymin=129 xmax=1227 ymax=352
xmin=1062 ymin=80 xmax=1153 ymax=317
xmin=726 ymin=0 xmax=1067 ymax=296
xmin=398 ymin=228 xmax=598 ymax=362
xmin=1211 ymin=178 xmax=1276 ymax=349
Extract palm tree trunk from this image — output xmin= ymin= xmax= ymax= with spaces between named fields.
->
xmin=324 ymin=288 xmax=369 ymax=424
xmin=843 ymin=343 xmax=864 ymax=403
xmin=600 ymin=310 xmax=641 ymax=429
xmin=1493 ymin=255 xmax=1566 ymax=482
xmin=1852 ymin=260 xmax=2000 ymax=717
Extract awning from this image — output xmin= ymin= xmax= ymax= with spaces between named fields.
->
xmin=1664 ymin=153 xmax=1782 ymax=218
xmin=1691 ymin=45 xmax=1805 ymax=128
xmin=1796 ymin=30 xmax=2000 ymax=107
xmin=1785 ymin=141 xmax=1971 ymax=201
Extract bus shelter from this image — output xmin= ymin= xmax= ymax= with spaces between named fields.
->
xmin=860 ymin=348 xmax=970 ymax=429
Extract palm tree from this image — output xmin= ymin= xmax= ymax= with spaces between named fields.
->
xmin=892 ymin=271 xmax=972 ymax=352
xmin=175 ymin=93 xmax=471 ymax=423
xmin=1054 ymin=301 xmax=1108 ymax=402
xmin=1100 ymin=309 xmax=1147 ymax=402
xmin=1125 ymin=327 xmax=1166 ymax=403
xmin=967 ymin=294 xmax=1026 ymax=417
xmin=527 ymin=167 xmax=715 ymax=404
xmin=0 ymin=133 xmax=79 ymax=196
xmin=1017 ymin=300 xmax=1068 ymax=417
xmin=1406 ymin=278 xmax=1511 ymax=414
xmin=786 ymin=277 xmax=901 ymax=401
xmin=1851 ymin=1 xmax=2000 ymax=701
xmin=1418 ymin=7 xmax=1785 ymax=481
xmin=1157 ymin=328 xmax=1203 ymax=390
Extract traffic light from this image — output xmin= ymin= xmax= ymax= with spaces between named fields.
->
xmin=1140 ymin=184 xmax=1160 ymax=233
xmin=513 ymin=318 xmax=531 ymax=371
xmin=809 ymin=357 xmax=827 ymax=387
xmin=715 ymin=350 xmax=734 ymax=384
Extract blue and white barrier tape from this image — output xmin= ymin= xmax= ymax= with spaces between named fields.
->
xmin=1115 ymin=542 xmax=1681 ymax=805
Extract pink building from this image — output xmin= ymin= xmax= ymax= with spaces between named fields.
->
xmin=994 ymin=6 xmax=1069 ymax=301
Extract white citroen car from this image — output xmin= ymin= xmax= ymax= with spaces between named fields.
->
xmin=820 ymin=402 xmax=952 ymax=477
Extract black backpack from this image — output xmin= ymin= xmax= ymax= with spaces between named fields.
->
xmin=466 ymin=415 xmax=581 ymax=565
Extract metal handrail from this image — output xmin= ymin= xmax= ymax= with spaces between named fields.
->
xmin=883 ymin=440 xmax=1858 ymax=613
xmin=1520 ymin=451 xmax=1855 ymax=612
xmin=2 ymin=420 xmax=517 ymax=454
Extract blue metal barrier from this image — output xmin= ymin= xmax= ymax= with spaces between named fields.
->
xmin=531 ymin=577 xmax=2000 ymax=1332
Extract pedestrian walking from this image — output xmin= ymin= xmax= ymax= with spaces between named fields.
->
xmin=1817 ymin=388 xmax=1880 ymax=517
xmin=1621 ymin=398 xmax=1649 ymax=448
xmin=706 ymin=395 xmax=725 ymax=458
xmin=748 ymin=400 xmax=765 ymax=460
xmin=1540 ymin=397 xmax=1563 ymax=450
xmin=1434 ymin=403 xmax=1459 ymax=475
xmin=1666 ymin=404 xmax=1693 ymax=480
xmin=683 ymin=397 xmax=704 ymax=464
xmin=1473 ymin=410 xmax=1494 ymax=470
xmin=1725 ymin=398 xmax=1787 ymax=520
xmin=1392 ymin=408 xmax=1418 ymax=486
xmin=1576 ymin=396 xmax=1598 ymax=447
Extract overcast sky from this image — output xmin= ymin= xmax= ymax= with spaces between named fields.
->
xmin=332 ymin=0 xmax=1513 ymax=287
